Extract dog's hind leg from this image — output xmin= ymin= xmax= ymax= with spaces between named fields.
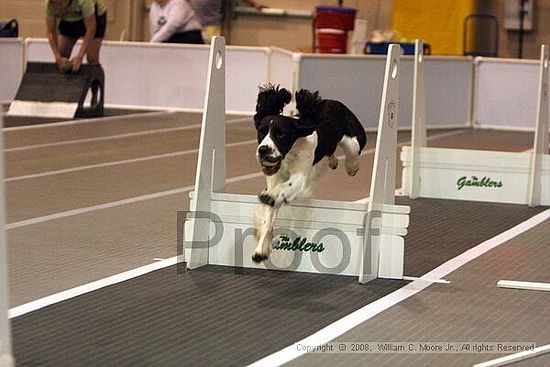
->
xmin=339 ymin=136 xmax=361 ymax=176
xmin=252 ymin=204 xmax=278 ymax=262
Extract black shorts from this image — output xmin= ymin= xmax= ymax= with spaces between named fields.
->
xmin=165 ymin=30 xmax=204 ymax=44
xmin=58 ymin=11 xmax=107 ymax=39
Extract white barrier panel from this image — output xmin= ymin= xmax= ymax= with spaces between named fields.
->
xmin=402 ymin=44 xmax=550 ymax=206
xmin=474 ymin=58 xmax=540 ymax=130
xmin=402 ymin=147 xmax=550 ymax=205
xmin=0 ymin=39 xmax=23 ymax=102
xmin=188 ymin=193 xmax=408 ymax=277
xmin=297 ymin=54 xmax=472 ymax=130
xmin=225 ymin=46 xmax=270 ymax=113
xmin=184 ymin=39 xmax=410 ymax=282
xmin=269 ymin=47 xmax=299 ymax=115
xmin=269 ymin=47 xmax=298 ymax=89
xmin=24 ymin=39 xmax=268 ymax=113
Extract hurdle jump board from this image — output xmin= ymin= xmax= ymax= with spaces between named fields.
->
xmin=185 ymin=192 xmax=409 ymax=278
xmin=401 ymin=147 xmax=550 ymax=205
xmin=402 ymin=43 xmax=550 ymax=206
xmin=7 ymin=62 xmax=104 ymax=119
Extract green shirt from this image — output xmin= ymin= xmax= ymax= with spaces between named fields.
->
xmin=46 ymin=0 xmax=106 ymax=21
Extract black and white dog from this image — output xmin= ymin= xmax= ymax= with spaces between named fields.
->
xmin=252 ymin=84 xmax=367 ymax=262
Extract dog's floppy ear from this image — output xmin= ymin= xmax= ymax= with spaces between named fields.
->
xmin=254 ymin=84 xmax=273 ymax=126
xmin=253 ymin=114 xmax=262 ymax=130
xmin=277 ymin=88 xmax=292 ymax=111
xmin=254 ymin=84 xmax=292 ymax=128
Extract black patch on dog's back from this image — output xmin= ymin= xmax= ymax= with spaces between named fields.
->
xmin=296 ymin=89 xmax=367 ymax=165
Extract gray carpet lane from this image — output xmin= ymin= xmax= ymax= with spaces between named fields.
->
xmin=285 ymin=215 xmax=550 ymax=367
xmin=396 ymin=197 xmax=547 ymax=277
xmin=9 ymin=199 xmax=547 ymax=366
xmin=11 ymin=266 xmax=407 ymax=367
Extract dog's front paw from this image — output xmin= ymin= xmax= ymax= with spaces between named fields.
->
xmin=252 ymin=252 xmax=269 ymax=263
xmin=347 ymin=166 xmax=359 ymax=176
xmin=259 ymin=191 xmax=275 ymax=206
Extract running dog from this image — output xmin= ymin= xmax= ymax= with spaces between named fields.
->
xmin=252 ymin=85 xmax=367 ymax=262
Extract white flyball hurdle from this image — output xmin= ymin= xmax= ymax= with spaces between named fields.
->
xmin=183 ymin=38 xmax=410 ymax=283
xmin=401 ymin=43 xmax=550 ymax=206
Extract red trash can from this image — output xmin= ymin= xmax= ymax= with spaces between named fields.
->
xmin=314 ymin=6 xmax=357 ymax=54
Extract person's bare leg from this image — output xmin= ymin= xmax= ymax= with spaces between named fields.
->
xmin=58 ymin=34 xmax=77 ymax=59
xmin=86 ymin=38 xmax=103 ymax=106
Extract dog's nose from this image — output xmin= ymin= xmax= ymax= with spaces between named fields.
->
xmin=258 ymin=145 xmax=271 ymax=156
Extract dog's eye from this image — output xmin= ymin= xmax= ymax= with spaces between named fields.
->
xmin=272 ymin=130 xmax=285 ymax=139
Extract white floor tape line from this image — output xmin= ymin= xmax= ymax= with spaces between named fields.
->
xmin=8 ymin=257 xmax=178 ymax=319
xmin=4 ymin=125 xmax=199 ymax=153
xmin=5 ymin=129 xmax=464 ymax=182
xmin=401 ymin=276 xmax=450 ymax=284
xmin=3 ymin=110 xmax=176 ymax=131
xmin=247 ymin=208 xmax=550 ymax=367
xmin=4 ymin=139 xmax=257 ymax=182
xmin=4 ymin=115 xmax=251 ymax=152
xmin=3 ymin=111 xmax=252 ymax=133
xmin=5 ymin=170 xmax=266 ymax=230
xmin=473 ymin=343 xmax=550 ymax=367
xmin=5 ymin=186 xmax=195 ymax=230
xmin=5 ymin=130 xmax=464 ymax=230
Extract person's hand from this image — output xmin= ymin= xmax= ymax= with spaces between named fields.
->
xmin=55 ymin=56 xmax=69 ymax=72
xmin=243 ymin=0 xmax=266 ymax=10
xmin=70 ymin=55 xmax=83 ymax=72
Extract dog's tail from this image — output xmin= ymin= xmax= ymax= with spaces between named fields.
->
xmin=254 ymin=84 xmax=291 ymax=125
xmin=295 ymin=89 xmax=322 ymax=126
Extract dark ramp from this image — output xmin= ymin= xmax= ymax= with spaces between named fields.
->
xmin=11 ymin=266 xmax=406 ymax=367
xmin=9 ymin=62 xmax=104 ymax=118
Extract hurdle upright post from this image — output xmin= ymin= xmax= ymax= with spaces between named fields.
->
xmin=0 ymin=107 xmax=14 ymax=366
xmin=186 ymin=36 xmax=226 ymax=269
xmin=409 ymin=39 xmax=427 ymax=199
xmin=527 ymin=44 xmax=549 ymax=207
xmin=360 ymin=44 xmax=403 ymax=283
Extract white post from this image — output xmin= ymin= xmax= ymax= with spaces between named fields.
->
xmin=497 ymin=280 xmax=550 ymax=292
xmin=528 ymin=44 xmax=549 ymax=207
xmin=360 ymin=44 xmax=402 ymax=283
xmin=186 ymin=37 xmax=226 ymax=268
xmin=0 ymin=110 xmax=14 ymax=365
xmin=409 ymin=39 xmax=427 ymax=199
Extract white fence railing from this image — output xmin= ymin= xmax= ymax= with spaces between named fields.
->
xmin=1 ymin=38 xmax=547 ymax=131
